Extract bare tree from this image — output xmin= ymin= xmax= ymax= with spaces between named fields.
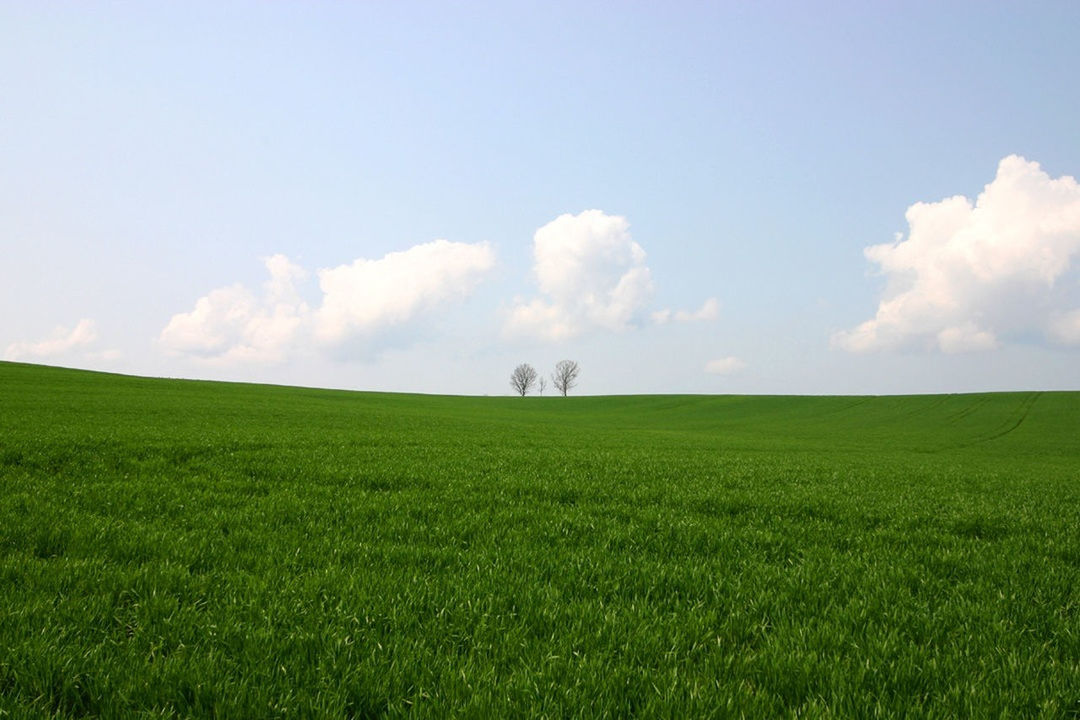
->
xmin=537 ymin=377 xmax=547 ymax=396
xmin=552 ymin=360 xmax=580 ymax=397
xmin=510 ymin=363 xmax=538 ymax=396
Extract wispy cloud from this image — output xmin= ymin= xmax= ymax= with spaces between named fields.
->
xmin=4 ymin=319 xmax=99 ymax=361
xmin=652 ymin=298 xmax=720 ymax=325
xmin=705 ymin=356 xmax=745 ymax=375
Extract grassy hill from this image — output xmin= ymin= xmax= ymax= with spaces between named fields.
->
xmin=1 ymin=361 xmax=1078 ymax=717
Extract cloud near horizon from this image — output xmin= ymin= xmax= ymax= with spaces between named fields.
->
xmin=159 ymin=255 xmax=310 ymax=365
xmin=161 ymin=212 xmax=718 ymax=365
xmin=506 ymin=210 xmax=718 ymax=341
xmin=4 ymin=318 xmax=101 ymax=361
xmin=834 ymin=155 xmax=1080 ymax=354
xmin=160 ymin=241 xmax=495 ymax=365
xmin=705 ymin=356 xmax=745 ymax=375
xmin=314 ymin=240 xmax=495 ymax=346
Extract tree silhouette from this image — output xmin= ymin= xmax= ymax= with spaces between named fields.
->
xmin=510 ymin=363 xmax=538 ymax=396
xmin=552 ymin=360 xmax=580 ymax=397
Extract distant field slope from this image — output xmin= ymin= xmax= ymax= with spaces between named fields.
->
xmin=1 ymin=361 xmax=1078 ymax=717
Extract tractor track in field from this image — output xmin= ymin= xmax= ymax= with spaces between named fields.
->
xmin=946 ymin=395 xmax=989 ymax=423
xmin=953 ymin=391 xmax=1042 ymax=449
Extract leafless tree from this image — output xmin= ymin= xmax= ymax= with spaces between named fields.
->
xmin=510 ymin=363 xmax=538 ymax=396
xmin=552 ymin=360 xmax=580 ymax=397
xmin=537 ymin=377 xmax=547 ymax=395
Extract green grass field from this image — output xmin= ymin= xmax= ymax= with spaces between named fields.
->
xmin=1 ymin=361 xmax=1078 ymax=718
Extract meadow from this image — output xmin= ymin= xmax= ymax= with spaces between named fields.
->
xmin=1 ymin=360 xmax=1078 ymax=718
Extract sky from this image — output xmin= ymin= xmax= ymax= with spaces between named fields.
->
xmin=3 ymin=1 xmax=1080 ymax=396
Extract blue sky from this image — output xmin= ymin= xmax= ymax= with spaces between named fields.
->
xmin=3 ymin=2 xmax=1080 ymax=394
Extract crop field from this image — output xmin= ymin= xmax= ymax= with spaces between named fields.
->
xmin=1 ymin=361 xmax=1078 ymax=717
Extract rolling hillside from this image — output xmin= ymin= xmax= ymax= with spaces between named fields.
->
xmin=1 ymin=362 xmax=1078 ymax=717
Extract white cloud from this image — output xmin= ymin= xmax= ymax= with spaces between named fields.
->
xmin=506 ymin=211 xmax=720 ymax=340
xmin=936 ymin=322 xmax=999 ymax=354
xmin=4 ymin=319 xmax=98 ymax=361
xmin=1048 ymin=309 xmax=1080 ymax=345
xmin=314 ymin=240 xmax=494 ymax=346
xmin=159 ymin=254 xmax=309 ymax=365
xmin=681 ymin=297 xmax=720 ymax=322
xmin=835 ymin=156 xmax=1080 ymax=353
xmin=507 ymin=210 xmax=657 ymax=341
xmin=160 ymin=242 xmax=494 ymax=365
xmin=705 ymin=356 xmax=745 ymax=375
xmin=653 ymin=297 xmax=720 ymax=325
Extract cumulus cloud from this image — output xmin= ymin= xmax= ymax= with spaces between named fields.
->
xmin=314 ymin=240 xmax=494 ymax=345
xmin=506 ymin=210 xmax=654 ymax=341
xmin=160 ymin=254 xmax=309 ymax=365
xmin=160 ymin=241 xmax=494 ymax=365
xmin=506 ymin=210 xmax=717 ymax=341
xmin=4 ymin=319 xmax=98 ymax=361
xmin=834 ymin=156 xmax=1080 ymax=353
xmin=705 ymin=356 xmax=745 ymax=375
